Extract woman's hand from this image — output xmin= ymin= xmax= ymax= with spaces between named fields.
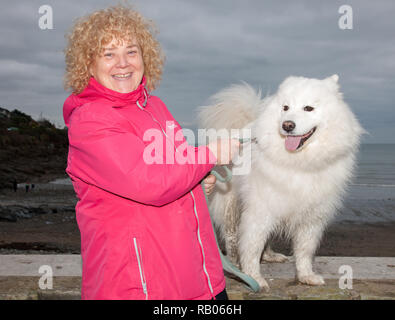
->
xmin=207 ymin=139 xmax=240 ymax=165
xmin=203 ymin=174 xmax=216 ymax=195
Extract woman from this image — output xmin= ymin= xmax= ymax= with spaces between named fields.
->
xmin=63 ymin=5 xmax=239 ymax=300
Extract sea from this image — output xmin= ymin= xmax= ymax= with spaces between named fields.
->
xmin=339 ymin=144 xmax=395 ymax=224
xmin=50 ymin=144 xmax=395 ymax=224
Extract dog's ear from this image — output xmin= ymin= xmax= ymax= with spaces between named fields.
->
xmin=324 ymin=74 xmax=340 ymax=93
xmin=327 ymin=74 xmax=339 ymax=83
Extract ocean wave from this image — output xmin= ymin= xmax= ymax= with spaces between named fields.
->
xmin=336 ymin=198 xmax=395 ymax=223
xmin=49 ymin=178 xmax=72 ymax=185
xmin=351 ymin=183 xmax=395 ymax=188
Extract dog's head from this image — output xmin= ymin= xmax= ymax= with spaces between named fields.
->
xmin=277 ymin=74 xmax=342 ymax=152
xmin=254 ymin=75 xmax=364 ymax=169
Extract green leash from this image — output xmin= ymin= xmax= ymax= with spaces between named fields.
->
xmin=201 ymin=138 xmax=260 ymax=292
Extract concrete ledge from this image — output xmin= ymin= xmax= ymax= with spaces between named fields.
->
xmin=0 ymin=276 xmax=81 ymax=300
xmin=1 ymin=255 xmax=395 ymax=279
xmin=262 ymin=256 xmax=395 ymax=280
xmin=226 ymin=278 xmax=395 ymax=300
xmin=1 ymin=255 xmax=395 ymax=300
xmin=1 ymin=276 xmax=394 ymax=300
xmin=0 ymin=255 xmax=82 ymax=276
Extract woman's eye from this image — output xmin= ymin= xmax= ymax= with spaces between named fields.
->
xmin=304 ymin=106 xmax=314 ymax=112
xmin=283 ymin=105 xmax=289 ymax=111
xmin=128 ymin=50 xmax=137 ymax=55
xmin=104 ymin=53 xmax=113 ymax=58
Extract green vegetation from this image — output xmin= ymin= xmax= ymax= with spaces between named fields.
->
xmin=0 ymin=107 xmax=68 ymax=189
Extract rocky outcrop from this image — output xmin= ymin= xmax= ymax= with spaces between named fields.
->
xmin=0 ymin=204 xmax=75 ymax=222
xmin=0 ymin=107 xmax=68 ymax=189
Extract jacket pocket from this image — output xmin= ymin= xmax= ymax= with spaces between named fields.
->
xmin=133 ymin=237 xmax=148 ymax=300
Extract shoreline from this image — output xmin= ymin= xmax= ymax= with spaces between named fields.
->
xmin=271 ymin=221 xmax=395 ymax=257
xmin=1 ymin=217 xmax=394 ymax=256
xmin=0 ymin=181 xmax=394 ymax=256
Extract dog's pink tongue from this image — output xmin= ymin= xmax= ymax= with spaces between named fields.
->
xmin=285 ymin=136 xmax=302 ymax=151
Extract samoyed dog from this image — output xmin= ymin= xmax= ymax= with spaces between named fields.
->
xmin=198 ymin=75 xmax=363 ymax=291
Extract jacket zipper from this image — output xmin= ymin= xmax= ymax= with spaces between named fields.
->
xmin=190 ymin=190 xmax=215 ymax=296
xmin=133 ymin=237 xmax=148 ymax=300
xmin=136 ymin=99 xmax=215 ymax=298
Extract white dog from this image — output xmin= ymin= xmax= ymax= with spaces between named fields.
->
xmin=198 ymin=75 xmax=363 ymax=290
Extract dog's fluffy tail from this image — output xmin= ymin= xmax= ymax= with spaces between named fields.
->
xmin=197 ymin=82 xmax=262 ymax=130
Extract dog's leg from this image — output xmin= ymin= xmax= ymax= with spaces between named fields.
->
xmin=292 ymin=222 xmax=326 ymax=286
xmin=224 ymin=192 xmax=240 ymax=265
xmin=238 ymin=208 xmax=274 ymax=291
xmin=262 ymin=245 xmax=288 ymax=263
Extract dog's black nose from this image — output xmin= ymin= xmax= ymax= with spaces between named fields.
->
xmin=282 ymin=121 xmax=296 ymax=132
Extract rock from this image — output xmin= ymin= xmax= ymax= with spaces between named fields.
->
xmin=0 ymin=205 xmax=32 ymax=221
xmin=11 ymin=206 xmax=33 ymax=219
xmin=0 ymin=204 xmax=76 ymax=222
xmin=32 ymin=207 xmax=52 ymax=215
xmin=0 ymin=211 xmax=17 ymax=222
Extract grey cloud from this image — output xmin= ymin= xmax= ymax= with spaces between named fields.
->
xmin=0 ymin=0 xmax=394 ymax=143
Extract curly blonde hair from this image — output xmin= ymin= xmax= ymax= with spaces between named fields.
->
xmin=64 ymin=4 xmax=165 ymax=94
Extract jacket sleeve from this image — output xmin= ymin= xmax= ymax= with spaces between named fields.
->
xmin=67 ymin=111 xmax=216 ymax=207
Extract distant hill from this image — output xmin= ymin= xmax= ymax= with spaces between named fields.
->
xmin=0 ymin=107 xmax=68 ymax=189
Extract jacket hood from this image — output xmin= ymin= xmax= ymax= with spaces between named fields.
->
xmin=63 ymin=76 xmax=147 ymax=126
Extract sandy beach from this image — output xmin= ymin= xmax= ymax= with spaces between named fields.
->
xmin=0 ymin=180 xmax=394 ymax=256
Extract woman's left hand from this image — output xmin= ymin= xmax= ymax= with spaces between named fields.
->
xmin=203 ymin=174 xmax=216 ymax=195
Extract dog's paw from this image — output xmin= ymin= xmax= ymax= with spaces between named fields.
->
xmin=298 ymin=274 xmax=325 ymax=286
xmin=262 ymin=251 xmax=289 ymax=263
xmin=256 ymin=277 xmax=270 ymax=292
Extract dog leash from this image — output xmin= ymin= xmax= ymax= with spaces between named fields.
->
xmin=201 ymin=138 xmax=260 ymax=292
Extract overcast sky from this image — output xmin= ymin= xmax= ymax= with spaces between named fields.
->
xmin=0 ymin=0 xmax=394 ymax=143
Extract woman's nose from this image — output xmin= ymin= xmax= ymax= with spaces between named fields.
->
xmin=116 ymin=54 xmax=129 ymax=68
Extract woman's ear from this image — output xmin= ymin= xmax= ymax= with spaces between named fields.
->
xmin=88 ymin=61 xmax=95 ymax=77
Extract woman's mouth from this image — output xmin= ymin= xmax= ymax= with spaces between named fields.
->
xmin=112 ymin=72 xmax=132 ymax=80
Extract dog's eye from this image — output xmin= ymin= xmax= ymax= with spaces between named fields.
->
xmin=283 ymin=105 xmax=289 ymax=111
xmin=304 ymin=106 xmax=314 ymax=112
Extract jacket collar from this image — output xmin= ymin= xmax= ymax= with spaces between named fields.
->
xmin=83 ymin=76 xmax=148 ymax=107
xmin=63 ymin=76 xmax=148 ymax=126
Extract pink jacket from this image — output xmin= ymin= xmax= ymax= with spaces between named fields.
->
xmin=63 ymin=77 xmax=225 ymax=300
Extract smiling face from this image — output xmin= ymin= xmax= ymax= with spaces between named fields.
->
xmin=279 ymin=100 xmax=320 ymax=152
xmin=90 ymin=38 xmax=144 ymax=93
xmin=254 ymin=74 xmax=363 ymax=170
xmin=276 ymin=76 xmax=341 ymax=152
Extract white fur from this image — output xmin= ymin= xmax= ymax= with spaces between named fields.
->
xmin=198 ymin=75 xmax=364 ymax=291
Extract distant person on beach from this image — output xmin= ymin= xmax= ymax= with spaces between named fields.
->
xmin=25 ymin=183 xmax=29 ymax=193
xmin=63 ymin=5 xmax=239 ymax=300
xmin=13 ymin=179 xmax=17 ymax=192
